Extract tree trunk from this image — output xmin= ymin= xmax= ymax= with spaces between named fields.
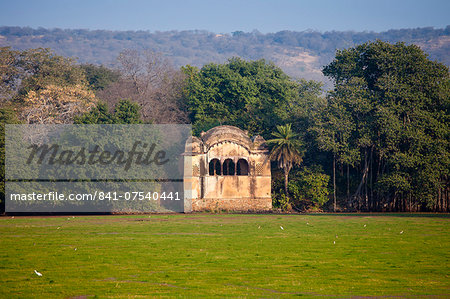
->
xmin=333 ymin=154 xmax=336 ymax=212
xmin=369 ymin=149 xmax=373 ymax=211
xmin=353 ymin=148 xmax=370 ymax=210
xmin=284 ymin=171 xmax=289 ymax=198
xmin=347 ymin=164 xmax=350 ymax=208
xmin=438 ymin=189 xmax=441 ymax=212
xmin=284 ymin=165 xmax=291 ymax=199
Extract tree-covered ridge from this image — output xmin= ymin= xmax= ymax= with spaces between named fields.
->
xmin=0 ymin=26 xmax=448 ymax=88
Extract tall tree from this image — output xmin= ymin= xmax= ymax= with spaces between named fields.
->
xmin=267 ymin=124 xmax=304 ymax=205
xmin=322 ymin=40 xmax=450 ymax=211
xmin=182 ymin=57 xmax=298 ymax=137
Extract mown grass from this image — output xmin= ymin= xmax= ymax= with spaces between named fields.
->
xmin=0 ymin=214 xmax=448 ymax=298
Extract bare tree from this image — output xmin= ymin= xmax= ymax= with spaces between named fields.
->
xmin=98 ymin=49 xmax=188 ymax=124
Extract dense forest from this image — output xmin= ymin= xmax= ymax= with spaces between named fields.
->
xmin=0 ymin=34 xmax=449 ymax=213
xmin=1 ymin=26 xmax=449 ymax=89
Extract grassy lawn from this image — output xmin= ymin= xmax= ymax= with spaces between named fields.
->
xmin=0 ymin=213 xmax=449 ymax=298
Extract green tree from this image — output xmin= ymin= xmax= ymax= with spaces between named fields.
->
xmin=113 ymin=100 xmax=143 ymax=124
xmin=16 ymin=48 xmax=87 ymax=97
xmin=75 ymin=99 xmax=142 ymax=124
xmin=182 ymin=58 xmax=298 ymax=137
xmin=267 ymin=124 xmax=304 ymax=207
xmin=74 ymin=102 xmax=113 ymax=124
xmin=311 ymin=77 xmax=366 ymax=211
xmin=79 ymin=64 xmax=120 ymax=91
xmin=289 ymin=167 xmax=330 ymax=210
xmin=322 ymin=40 xmax=450 ymax=211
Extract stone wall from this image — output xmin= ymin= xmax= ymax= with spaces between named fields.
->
xmin=184 ymin=125 xmax=272 ymax=212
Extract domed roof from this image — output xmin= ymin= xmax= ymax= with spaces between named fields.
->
xmin=200 ymin=125 xmax=252 ymax=150
xmin=184 ymin=125 xmax=268 ymax=154
xmin=202 ymin=125 xmax=250 ymax=140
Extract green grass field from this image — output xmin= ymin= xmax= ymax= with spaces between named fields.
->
xmin=0 ymin=214 xmax=449 ymax=298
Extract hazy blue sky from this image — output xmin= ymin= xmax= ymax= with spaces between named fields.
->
xmin=0 ymin=0 xmax=448 ymax=33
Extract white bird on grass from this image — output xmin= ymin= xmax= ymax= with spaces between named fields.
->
xmin=34 ymin=270 xmax=42 ymax=277
xmin=400 ymin=231 xmax=403 ymax=234
xmin=280 ymin=226 xmax=284 ymax=230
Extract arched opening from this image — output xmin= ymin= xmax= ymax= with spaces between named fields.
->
xmin=222 ymin=159 xmax=235 ymax=175
xmin=237 ymin=159 xmax=249 ymax=175
xmin=209 ymin=159 xmax=221 ymax=175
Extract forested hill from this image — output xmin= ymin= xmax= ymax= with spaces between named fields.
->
xmin=0 ymin=26 xmax=449 ymax=87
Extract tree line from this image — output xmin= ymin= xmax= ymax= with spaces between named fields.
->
xmin=1 ymin=39 xmax=449 ymax=213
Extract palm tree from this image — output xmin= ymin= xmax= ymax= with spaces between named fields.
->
xmin=267 ymin=124 xmax=304 ymax=200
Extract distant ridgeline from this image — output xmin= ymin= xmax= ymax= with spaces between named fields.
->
xmin=0 ymin=26 xmax=449 ymax=87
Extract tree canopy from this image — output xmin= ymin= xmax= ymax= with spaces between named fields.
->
xmin=183 ymin=57 xmax=298 ymax=137
xmin=319 ymin=40 xmax=449 ymax=211
xmin=267 ymin=123 xmax=304 ymax=209
xmin=0 ymin=47 xmax=97 ymax=124
xmin=75 ymin=100 xmax=142 ymax=124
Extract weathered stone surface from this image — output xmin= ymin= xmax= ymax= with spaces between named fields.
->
xmin=184 ymin=125 xmax=271 ymax=212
